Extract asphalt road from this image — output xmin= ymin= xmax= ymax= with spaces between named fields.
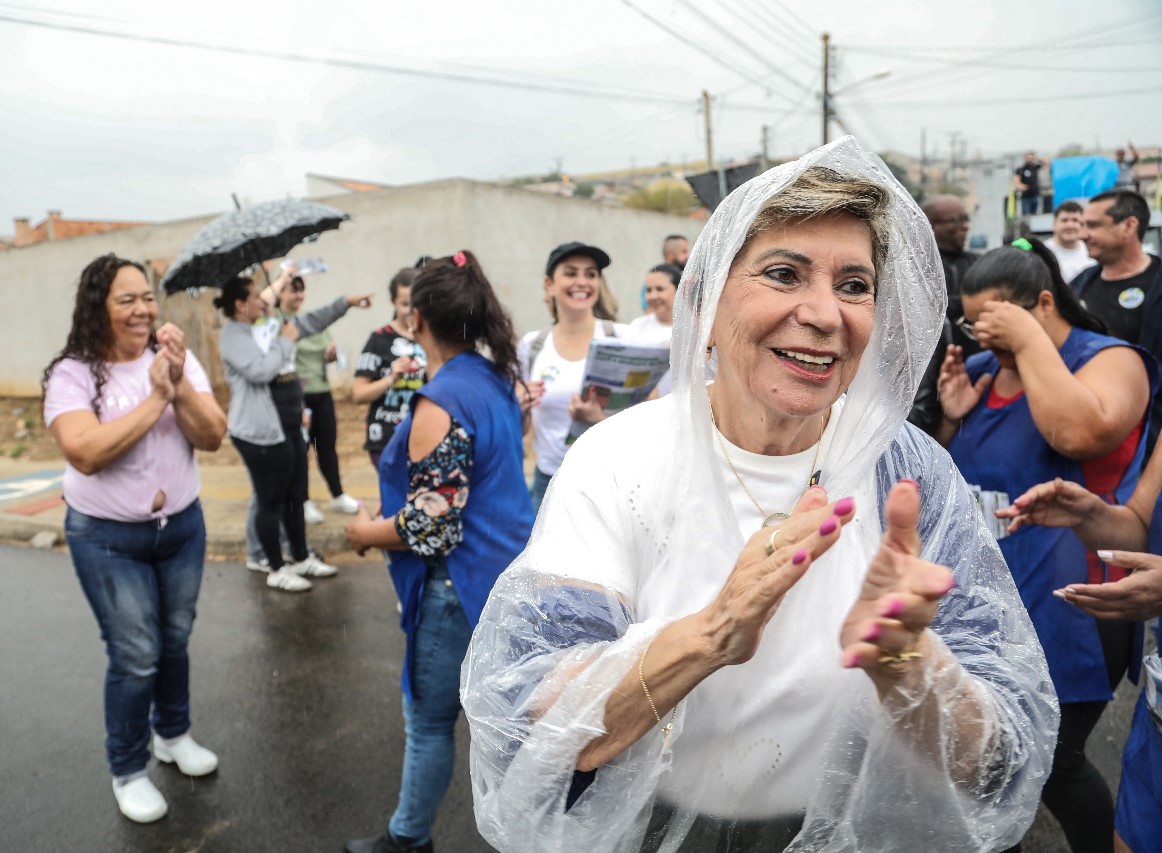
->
xmin=0 ymin=544 xmax=490 ymax=853
xmin=0 ymin=544 xmax=1142 ymax=852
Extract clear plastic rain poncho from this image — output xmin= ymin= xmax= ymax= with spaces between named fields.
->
xmin=461 ymin=136 xmax=1058 ymax=852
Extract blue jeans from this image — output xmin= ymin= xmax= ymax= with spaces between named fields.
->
xmin=1021 ymin=194 xmax=1040 ymax=215
xmin=388 ymin=574 xmax=474 ymax=846
xmin=529 ymin=467 xmax=553 ymax=515
xmin=66 ymin=501 xmax=206 ymax=778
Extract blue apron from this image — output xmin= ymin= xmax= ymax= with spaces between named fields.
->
xmin=949 ymin=328 xmax=1155 ymax=704
xmin=1114 ymin=499 xmax=1162 ymax=852
xmin=379 ymin=352 xmax=535 ymax=700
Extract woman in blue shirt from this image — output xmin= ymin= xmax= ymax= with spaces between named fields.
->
xmin=938 ymin=239 xmax=1156 ymax=853
xmin=343 ymin=250 xmax=534 ymax=853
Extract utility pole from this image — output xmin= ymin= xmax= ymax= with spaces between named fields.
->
xmin=920 ymin=128 xmax=927 ymax=199
xmin=821 ymin=32 xmax=831 ymax=146
xmin=761 ymin=125 xmax=770 ymax=171
xmin=702 ymin=90 xmax=715 ymax=170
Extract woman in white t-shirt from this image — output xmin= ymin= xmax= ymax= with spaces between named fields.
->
xmin=518 ymin=241 xmax=628 ymax=511
xmin=629 ymin=263 xmax=682 ymax=396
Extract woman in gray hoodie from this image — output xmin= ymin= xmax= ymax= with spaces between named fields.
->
xmin=214 ymin=275 xmax=371 ymax=591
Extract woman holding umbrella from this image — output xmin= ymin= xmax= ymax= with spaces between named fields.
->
xmin=214 ymin=275 xmax=372 ymax=592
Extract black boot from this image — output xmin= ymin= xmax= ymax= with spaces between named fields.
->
xmin=344 ymin=832 xmax=433 ymax=853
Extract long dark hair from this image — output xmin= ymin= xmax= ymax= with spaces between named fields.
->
xmin=410 ymin=251 xmax=521 ymax=385
xmin=962 ymin=239 xmax=1107 ymax=335
xmin=212 ymin=277 xmax=254 ymax=318
xmin=42 ymin=254 xmax=154 ymax=414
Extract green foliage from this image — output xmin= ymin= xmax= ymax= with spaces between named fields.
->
xmin=879 ymin=154 xmax=925 ymax=203
xmin=622 ymin=178 xmax=699 ymax=214
xmin=9 ymin=443 xmax=25 ymax=459
xmin=573 ymin=183 xmax=596 ymax=199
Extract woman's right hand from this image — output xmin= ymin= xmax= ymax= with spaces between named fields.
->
xmin=518 ymin=380 xmax=544 ymax=414
xmin=996 ymin=477 xmax=1103 ymax=533
xmin=390 ymin=355 xmax=416 ymax=380
xmin=697 ymin=487 xmax=854 ymax=667
xmin=279 ymin=320 xmax=300 ymax=342
xmin=148 ymin=353 xmax=176 ymax=403
xmin=937 ymin=344 xmax=990 ymax=422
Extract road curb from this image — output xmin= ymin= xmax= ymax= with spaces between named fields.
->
xmin=0 ymin=511 xmax=356 ymax=560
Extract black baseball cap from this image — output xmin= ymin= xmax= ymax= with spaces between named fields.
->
xmin=545 ymin=242 xmax=611 ymax=276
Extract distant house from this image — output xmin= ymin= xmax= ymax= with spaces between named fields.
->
xmin=6 ymin=211 xmax=147 ymax=248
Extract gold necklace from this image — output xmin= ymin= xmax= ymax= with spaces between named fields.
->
xmin=710 ymin=406 xmax=826 ymax=527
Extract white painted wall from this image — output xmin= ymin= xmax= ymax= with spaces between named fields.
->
xmin=0 ymin=179 xmax=701 ymax=396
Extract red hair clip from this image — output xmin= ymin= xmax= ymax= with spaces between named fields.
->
xmin=453 ymin=251 xmax=468 ymax=268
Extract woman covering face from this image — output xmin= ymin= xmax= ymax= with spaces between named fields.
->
xmin=462 ymin=137 xmax=1056 ymax=853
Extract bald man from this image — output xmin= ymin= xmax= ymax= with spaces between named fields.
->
xmin=922 ymin=195 xmax=980 ymax=355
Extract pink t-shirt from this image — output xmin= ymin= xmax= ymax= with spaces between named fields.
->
xmin=44 ymin=351 xmax=211 ymax=523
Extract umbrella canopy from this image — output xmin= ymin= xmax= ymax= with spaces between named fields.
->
xmin=160 ymin=198 xmax=350 ymax=294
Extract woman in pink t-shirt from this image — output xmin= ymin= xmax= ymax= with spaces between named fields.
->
xmin=42 ymin=254 xmax=227 ymax=825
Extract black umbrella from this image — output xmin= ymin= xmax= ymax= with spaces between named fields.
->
xmin=160 ymin=198 xmax=350 ymax=294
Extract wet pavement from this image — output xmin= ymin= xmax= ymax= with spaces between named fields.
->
xmin=0 ymin=542 xmax=1142 ymax=852
xmin=1 ymin=544 xmax=490 ymax=853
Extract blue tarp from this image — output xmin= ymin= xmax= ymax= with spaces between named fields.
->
xmin=1052 ymin=156 xmax=1120 ymax=202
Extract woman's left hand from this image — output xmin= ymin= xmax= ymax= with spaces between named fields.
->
xmin=567 ymin=390 xmax=606 ymax=424
xmin=345 ymin=293 xmax=375 ymax=308
xmin=972 ymin=299 xmax=1043 ymax=354
xmin=155 ymin=323 xmax=186 ymax=386
xmin=840 ymin=480 xmax=955 ymax=691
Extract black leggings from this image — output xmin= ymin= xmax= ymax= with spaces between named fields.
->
xmin=1038 ymin=618 xmax=1136 ymax=853
xmin=304 ymin=391 xmax=344 ymax=499
xmin=234 ymin=434 xmax=309 ymax=571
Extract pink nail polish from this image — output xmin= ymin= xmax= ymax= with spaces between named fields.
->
xmin=862 ymin=623 xmax=882 ymax=642
xmin=834 ymin=496 xmax=855 ymax=516
xmin=819 ymin=517 xmax=838 ymax=536
xmin=792 ymin=548 xmax=809 ymax=565
xmin=842 ymin=651 xmax=860 ymax=669
xmin=881 ymin=598 xmax=904 ymax=618
xmin=900 ymin=478 xmax=919 ymax=491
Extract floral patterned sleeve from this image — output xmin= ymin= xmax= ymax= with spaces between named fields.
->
xmin=394 ymin=417 xmax=473 ymax=557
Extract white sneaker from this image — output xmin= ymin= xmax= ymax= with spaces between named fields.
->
xmin=266 ymin=568 xmax=312 ymax=592
xmin=303 ymin=500 xmax=325 ymax=524
xmin=245 ymin=557 xmax=270 ymax=573
xmin=112 ymin=774 xmax=168 ymax=823
xmin=152 ymin=732 xmax=218 ymax=776
xmin=290 ymin=554 xmax=337 ymax=578
xmin=330 ymin=493 xmax=361 ymax=514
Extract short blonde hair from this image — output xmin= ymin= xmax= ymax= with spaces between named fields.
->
xmin=743 ymin=166 xmax=892 ymax=278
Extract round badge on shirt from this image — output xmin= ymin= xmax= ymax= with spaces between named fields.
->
xmin=1119 ymin=287 xmax=1146 ymax=309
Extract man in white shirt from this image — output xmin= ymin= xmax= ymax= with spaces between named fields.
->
xmin=1046 ymin=201 xmax=1097 ymax=284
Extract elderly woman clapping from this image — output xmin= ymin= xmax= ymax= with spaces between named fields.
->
xmin=461 ymin=138 xmax=1057 ymax=853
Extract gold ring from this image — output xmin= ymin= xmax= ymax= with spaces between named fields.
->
xmin=764 ymin=529 xmax=783 ymax=557
xmin=877 ymin=635 xmax=921 ymax=666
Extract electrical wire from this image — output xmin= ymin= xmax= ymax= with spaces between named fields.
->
xmin=0 ymin=7 xmax=702 ymax=108
xmin=674 ymin=0 xmax=811 ymax=95
xmin=619 ymin=0 xmax=794 ymax=99
xmin=705 ymin=0 xmax=819 ymax=70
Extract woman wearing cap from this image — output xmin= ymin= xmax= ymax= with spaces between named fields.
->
xmin=343 ymin=251 xmax=533 ymax=853
xmin=462 ymin=139 xmax=1057 ymax=852
xmin=938 ymin=238 xmax=1155 ymax=853
xmin=519 ymin=242 xmax=628 ymax=512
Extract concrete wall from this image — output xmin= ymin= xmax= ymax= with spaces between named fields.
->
xmin=0 ymin=180 xmax=701 ymax=396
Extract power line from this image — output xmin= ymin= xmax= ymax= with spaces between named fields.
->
xmin=707 ymin=0 xmax=819 ymax=70
xmin=674 ymin=0 xmax=811 ymax=95
xmin=0 ymin=8 xmax=700 ymax=108
xmin=619 ymin=0 xmax=795 ymax=100
xmin=875 ymin=85 xmax=1161 ymax=109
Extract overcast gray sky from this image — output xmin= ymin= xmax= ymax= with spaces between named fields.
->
xmin=3 ymin=0 xmax=1161 ymax=229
